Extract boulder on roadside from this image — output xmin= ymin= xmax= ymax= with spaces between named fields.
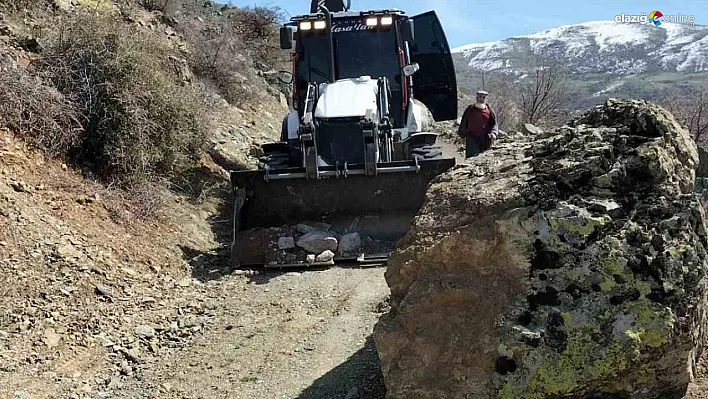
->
xmin=374 ymin=99 xmax=705 ymax=399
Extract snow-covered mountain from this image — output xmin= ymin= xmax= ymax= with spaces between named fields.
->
xmin=453 ymin=21 xmax=708 ymax=75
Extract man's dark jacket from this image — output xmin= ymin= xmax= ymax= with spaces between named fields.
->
xmin=457 ymin=105 xmax=499 ymax=138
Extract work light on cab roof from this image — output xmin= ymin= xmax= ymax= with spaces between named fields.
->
xmin=228 ymin=0 xmax=459 ymax=268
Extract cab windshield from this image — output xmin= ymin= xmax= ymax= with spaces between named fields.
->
xmin=295 ymin=17 xmax=404 ymax=125
xmin=296 ymin=19 xmax=401 ymax=90
xmin=332 ymin=22 xmax=399 ymax=80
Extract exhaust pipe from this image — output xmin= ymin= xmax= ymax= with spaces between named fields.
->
xmin=321 ymin=5 xmax=336 ymax=84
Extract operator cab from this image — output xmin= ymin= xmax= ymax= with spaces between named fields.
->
xmin=281 ymin=8 xmax=457 ymax=128
xmin=278 ymin=4 xmax=456 ymax=169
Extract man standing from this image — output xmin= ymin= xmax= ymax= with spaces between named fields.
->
xmin=458 ymin=90 xmax=499 ymax=158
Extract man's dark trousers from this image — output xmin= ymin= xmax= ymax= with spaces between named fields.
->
xmin=466 ymin=134 xmax=491 ymax=158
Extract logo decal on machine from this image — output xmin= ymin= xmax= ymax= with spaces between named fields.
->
xmin=331 ymin=19 xmax=376 ymax=33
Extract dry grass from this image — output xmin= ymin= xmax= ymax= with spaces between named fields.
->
xmin=0 ymin=55 xmax=82 ymax=157
xmin=103 ymin=181 xmax=170 ymax=222
xmin=0 ymin=1 xmax=286 ymax=219
xmin=38 ymin=10 xmax=209 ymax=186
xmin=178 ymin=5 xmax=285 ymax=105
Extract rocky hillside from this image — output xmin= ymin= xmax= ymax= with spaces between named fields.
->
xmin=0 ymin=2 xmax=293 ymax=396
xmin=1 ymin=0 xmax=289 ymax=177
xmin=0 ymin=129 xmax=227 ymax=398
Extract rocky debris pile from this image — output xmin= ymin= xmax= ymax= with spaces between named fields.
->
xmin=432 ymin=118 xmax=545 ymax=157
xmin=241 ymin=220 xmax=389 ymax=266
xmin=498 ymin=122 xmax=548 ymax=142
xmin=1 ymin=231 xmax=219 ymax=394
xmin=209 ymin=116 xmax=282 ymax=171
xmin=374 ymin=99 xmax=707 ymax=399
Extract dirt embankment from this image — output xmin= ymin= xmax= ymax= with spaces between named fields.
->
xmin=1 ymin=130 xmax=393 ymax=399
xmin=0 ymin=130 xmax=217 ymax=398
xmin=0 ymin=2 xmax=390 ymax=398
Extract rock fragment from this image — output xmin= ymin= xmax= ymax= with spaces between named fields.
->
xmin=297 ymin=231 xmax=338 ymax=253
xmin=278 ymin=236 xmax=295 ymax=250
xmin=315 ymin=250 xmax=335 ymax=263
xmin=134 ymin=325 xmax=156 ymax=339
xmin=338 ymin=232 xmax=361 ymax=255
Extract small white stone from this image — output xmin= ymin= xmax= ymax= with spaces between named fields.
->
xmin=316 ymin=250 xmax=335 ymax=263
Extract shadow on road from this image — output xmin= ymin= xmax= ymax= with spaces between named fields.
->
xmin=175 ymin=163 xmax=241 ymax=283
xmin=297 ymin=335 xmax=387 ymax=399
xmin=180 ymin=244 xmax=236 ymax=282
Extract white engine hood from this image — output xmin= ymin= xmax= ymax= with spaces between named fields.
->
xmin=314 ymin=77 xmax=378 ymax=119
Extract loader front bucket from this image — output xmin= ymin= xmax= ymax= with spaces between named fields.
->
xmin=230 ymin=158 xmax=455 ymax=266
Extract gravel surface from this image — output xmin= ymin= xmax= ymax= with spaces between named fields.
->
xmin=110 ymin=267 xmax=390 ymax=399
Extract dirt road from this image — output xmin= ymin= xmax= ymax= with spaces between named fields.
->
xmin=105 ymin=138 xmax=467 ymax=399
xmin=111 ymin=266 xmax=390 ymax=399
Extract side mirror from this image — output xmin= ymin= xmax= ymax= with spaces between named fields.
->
xmin=403 ymin=63 xmax=420 ymax=77
xmin=278 ymin=71 xmax=293 ymax=84
xmin=280 ymin=26 xmax=295 ymax=50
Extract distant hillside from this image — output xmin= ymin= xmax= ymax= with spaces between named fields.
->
xmin=452 ymin=21 xmax=708 ymax=110
xmin=454 ymin=21 xmax=708 ymax=74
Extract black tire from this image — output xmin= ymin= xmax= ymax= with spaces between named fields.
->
xmin=258 ymin=151 xmax=290 ymax=170
xmin=410 ymin=144 xmax=443 ymax=161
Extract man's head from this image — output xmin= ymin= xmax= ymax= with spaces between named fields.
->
xmin=474 ymin=89 xmax=489 ymax=109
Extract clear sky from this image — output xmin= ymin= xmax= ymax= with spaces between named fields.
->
xmin=227 ymin=0 xmax=706 ymax=47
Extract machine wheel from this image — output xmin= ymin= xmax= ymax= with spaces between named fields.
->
xmin=258 ymin=151 xmax=290 ymax=170
xmin=410 ymin=144 xmax=443 ymax=161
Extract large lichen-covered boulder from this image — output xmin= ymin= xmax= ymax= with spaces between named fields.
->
xmin=373 ymin=99 xmax=708 ymax=399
